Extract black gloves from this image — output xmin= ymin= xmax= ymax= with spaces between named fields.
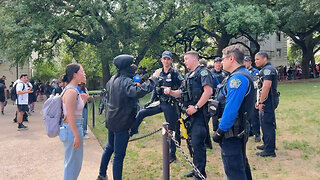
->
xmin=212 ymin=128 xmax=225 ymax=143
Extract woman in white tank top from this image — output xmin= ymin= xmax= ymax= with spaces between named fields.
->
xmin=59 ymin=63 xmax=88 ymax=180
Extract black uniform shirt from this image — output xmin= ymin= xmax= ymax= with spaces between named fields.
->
xmin=258 ymin=62 xmax=278 ymax=105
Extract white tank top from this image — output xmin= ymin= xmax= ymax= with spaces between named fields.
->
xmin=62 ymin=86 xmax=84 ymax=116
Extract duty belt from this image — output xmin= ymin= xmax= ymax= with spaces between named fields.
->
xmin=223 ymin=117 xmax=246 ymax=139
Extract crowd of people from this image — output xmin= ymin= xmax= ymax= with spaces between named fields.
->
xmin=0 ymin=45 xmax=282 ymax=180
xmin=276 ymin=63 xmax=320 ymax=80
xmin=91 ymin=45 xmax=278 ymax=180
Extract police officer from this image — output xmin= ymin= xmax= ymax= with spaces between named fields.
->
xmin=97 ymin=55 xmax=159 ymax=180
xmin=255 ymin=52 xmax=279 ymax=157
xmin=244 ymin=56 xmax=259 ymax=76
xmin=212 ymin=45 xmax=255 ymax=180
xmin=244 ymin=56 xmax=261 ymax=142
xmin=130 ymin=50 xmax=182 ymax=163
xmin=211 ymin=57 xmax=227 ymax=131
xmin=211 ymin=57 xmax=228 ymax=85
xmin=164 ymin=50 xmax=213 ymax=180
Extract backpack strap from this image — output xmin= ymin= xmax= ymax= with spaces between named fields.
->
xmin=16 ymin=82 xmax=26 ymax=105
xmin=60 ymin=86 xmax=80 ymax=121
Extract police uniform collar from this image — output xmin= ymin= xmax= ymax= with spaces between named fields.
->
xmin=213 ymin=69 xmax=222 ymax=73
xmin=262 ymin=62 xmax=271 ymax=68
xmin=231 ymin=65 xmax=246 ymax=74
xmin=193 ymin=65 xmax=202 ymax=73
xmin=162 ymin=67 xmax=173 ymax=74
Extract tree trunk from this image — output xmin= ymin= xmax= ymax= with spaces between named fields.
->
xmin=301 ymin=48 xmax=315 ymax=79
xmin=101 ymin=59 xmax=111 ymax=87
xmin=216 ymin=34 xmax=232 ymax=57
xmin=300 ymin=34 xmax=316 ymax=79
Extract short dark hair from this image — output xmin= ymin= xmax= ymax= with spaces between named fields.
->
xmin=256 ymin=52 xmax=269 ymax=60
xmin=222 ymin=45 xmax=244 ymax=64
xmin=20 ymin=73 xmax=28 ymax=79
xmin=62 ymin=63 xmax=80 ymax=83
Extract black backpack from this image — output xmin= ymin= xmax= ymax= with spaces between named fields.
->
xmin=10 ymin=82 xmax=25 ymax=101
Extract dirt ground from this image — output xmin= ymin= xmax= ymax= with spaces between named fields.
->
xmin=0 ymin=101 xmax=112 ymax=180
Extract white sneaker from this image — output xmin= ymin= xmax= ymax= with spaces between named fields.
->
xmin=83 ymin=135 xmax=90 ymax=139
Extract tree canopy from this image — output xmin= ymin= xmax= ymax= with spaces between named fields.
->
xmin=274 ymin=0 xmax=320 ymax=78
xmin=1 ymin=0 xmax=320 ymax=84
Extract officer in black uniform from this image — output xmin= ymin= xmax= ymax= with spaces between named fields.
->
xmin=244 ymin=56 xmax=261 ymax=142
xmin=255 ymin=52 xmax=279 ymax=157
xmin=212 ymin=45 xmax=255 ymax=180
xmin=130 ymin=50 xmax=182 ymax=163
xmin=164 ymin=50 xmax=213 ymax=180
xmin=211 ymin=57 xmax=228 ymax=85
xmin=97 ymin=55 xmax=159 ymax=180
xmin=211 ymin=57 xmax=227 ymax=131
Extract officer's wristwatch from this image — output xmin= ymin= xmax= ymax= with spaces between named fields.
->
xmin=194 ymin=104 xmax=200 ymax=111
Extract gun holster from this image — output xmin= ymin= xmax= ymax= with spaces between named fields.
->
xmin=208 ymin=98 xmax=219 ymax=116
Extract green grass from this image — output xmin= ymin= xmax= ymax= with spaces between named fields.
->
xmin=87 ymin=81 xmax=320 ymax=179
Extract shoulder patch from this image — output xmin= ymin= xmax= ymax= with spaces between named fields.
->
xmin=200 ymin=70 xmax=209 ymax=76
xmin=263 ymin=69 xmax=271 ymax=75
xmin=229 ymin=78 xmax=242 ymax=88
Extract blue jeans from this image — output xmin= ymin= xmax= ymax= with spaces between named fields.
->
xmin=99 ymin=129 xmax=130 ymax=180
xmin=82 ymin=106 xmax=88 ymax=135
xmin=59 ymin=118 xmax=84 ymax=180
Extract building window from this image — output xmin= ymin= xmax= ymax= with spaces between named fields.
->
xmin=276 ymin=49 xmax=282 ymax=57
xmin=276 ymin=32 xmax=281 ymax=41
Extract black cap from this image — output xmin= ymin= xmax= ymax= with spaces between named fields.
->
xmin=244 ymin=56 xmax=251 ymax=61
xmin=214 ymin=57 xmax=222 ymax=62
xmin=113 ymin=54 xmax=134 ymax=70
xmin=162 ymin=50 xmax=172 ymax=59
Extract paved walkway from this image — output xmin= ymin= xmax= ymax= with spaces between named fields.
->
xmin=0 ymin=101 xmax=111 ymax=180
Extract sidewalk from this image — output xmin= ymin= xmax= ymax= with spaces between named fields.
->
xmin=0 ymin=101 xmax=111 ymax=180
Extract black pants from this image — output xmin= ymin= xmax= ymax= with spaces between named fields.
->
xmin=191 ymin=122 xmax=207 ymax=179
xmin=260 ymin=103 xmax=276 ymax=154
xmin=220 ymin=137 xmax=252 ymax=180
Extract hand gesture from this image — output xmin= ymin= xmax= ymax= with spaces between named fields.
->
xmin=152 ymin=68 xmax=162 ymax=79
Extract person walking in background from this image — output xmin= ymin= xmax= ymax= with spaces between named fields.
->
xmin=0 ymin=79 xmax=7 ymax=115
xmin=44 ymin=82 xmax=53 ymax=99
xmin=52 ymin=79 xmax=64 ymax=96
xmin=15 ymin=74 xmax=33 ymax=131
xmin=59 ymin=63 xmax=88 ymax=180
xmin=97 ymin=55 xmax=158 ymax=180
xmin=28 ymin=79 xmax=37 ymax=114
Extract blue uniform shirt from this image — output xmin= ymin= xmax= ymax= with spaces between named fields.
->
xmin=248 ymin=67 xmax=259 ymax=76
xmin=219 ymin=68 xmax=250 ymax=132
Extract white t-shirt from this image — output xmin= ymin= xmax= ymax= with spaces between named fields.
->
xmin=15 ymin=80 xmax=28 ymax=105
